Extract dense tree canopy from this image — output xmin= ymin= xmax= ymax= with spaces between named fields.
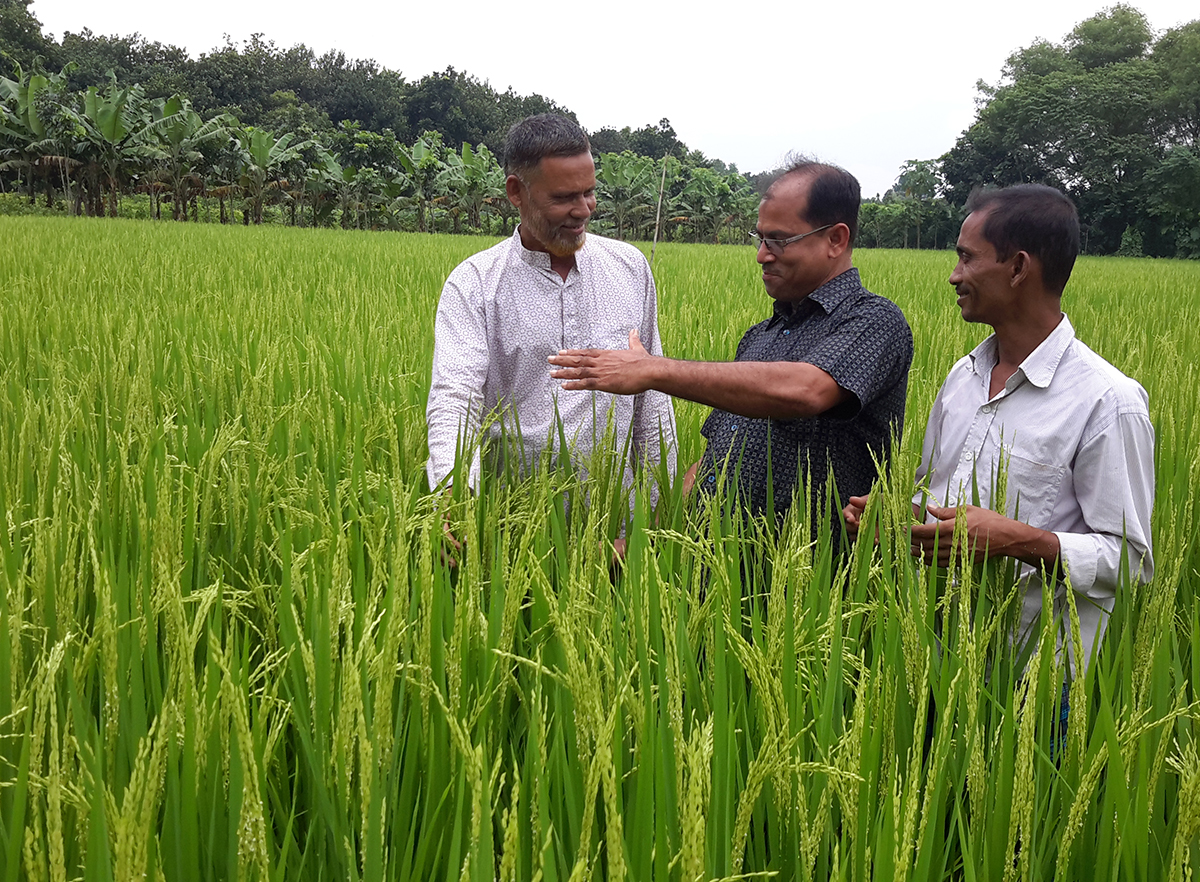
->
xmin=941 ymin=4 xmax=1200 ymax=257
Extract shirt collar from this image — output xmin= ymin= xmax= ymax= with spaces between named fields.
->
xmin=769 ymin=267 xmax=862 ymax=327
xmin=512 ymin=224 xmax=585 ymax=273
xmin=967 ymin=313 xmax=1075 ymax=390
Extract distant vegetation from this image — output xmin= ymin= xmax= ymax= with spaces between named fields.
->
xmin=0 ymin=0 xmax=1197 ymax=254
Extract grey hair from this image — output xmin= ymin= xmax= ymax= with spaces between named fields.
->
xmin=503 ymin=114 xmax=591 ymax=179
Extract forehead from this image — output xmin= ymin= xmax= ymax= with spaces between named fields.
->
xmin=530 ymin=152 xmax=596 ymax=191
xmin=757 ymin=175 xmax=811 ymax=231
xmin=956 ymin=210 xmax=993 ymax=252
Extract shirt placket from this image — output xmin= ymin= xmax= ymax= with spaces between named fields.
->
xmin=949 ymin=377 xmax=1009 ymax=503
xmin=559 ymin=269 xmax=579 ymax=349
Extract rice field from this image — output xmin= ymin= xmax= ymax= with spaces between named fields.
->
xmin=1 ymin=215 xmax=1198 ymax=880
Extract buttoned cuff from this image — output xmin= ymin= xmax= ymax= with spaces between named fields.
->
xmin=1054 ymin=531 xmax=1099 ymax=597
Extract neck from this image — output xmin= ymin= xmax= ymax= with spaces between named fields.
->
xmin=992 ymin=303 xmax=1063 ymax=368
xmin=816 ymin=256 xmax=853 ymax=291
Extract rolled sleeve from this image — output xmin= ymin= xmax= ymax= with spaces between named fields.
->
xmin=1058 ymin=409 xmax=1155 ymax=597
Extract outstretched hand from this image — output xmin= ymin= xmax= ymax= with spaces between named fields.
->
xmin=548 ymin=328 xmax=654 ymax=395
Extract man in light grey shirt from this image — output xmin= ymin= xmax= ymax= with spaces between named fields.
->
xmin=426 ymin=114 xmax=676 ymax=493
xmin=845 ymin=184 xmax=1154 ymax=669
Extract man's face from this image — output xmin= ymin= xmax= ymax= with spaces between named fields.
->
xmin=508 ymin=153 xmax=597 ymax=257
xmin=950 ymin=210 xmax=1013 ymax=324
xmin=755 ymin=177 xmax=834 ymax=303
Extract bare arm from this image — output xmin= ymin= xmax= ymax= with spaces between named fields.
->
xmin=548 ymin=329 xmax=847 ymax=420
xmin=909 ymin=504 xmax=1062 ymax=570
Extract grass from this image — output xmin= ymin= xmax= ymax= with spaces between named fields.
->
xmin=0 ymin=215 xmax=1198 ymax=880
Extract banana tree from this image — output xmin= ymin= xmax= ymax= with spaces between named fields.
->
xmin=595 ymin=151 xmax=657 ymax=240
xmin=436 ymin=141 xmax=504 ymax=233
xmin=395 ymin=131 xmax=446 ymax=233
xmin=237 ymin=127 xmax=311 ymax=224
xmin=144 ymin=95 xmax=234 ymax=221
xmin=0 ymin=60 xmax=75 ymax=204
xmin=61 ymin=78 xmax=155 ymax=217
xmin=674 ymin=166 xmax=758 ymax=244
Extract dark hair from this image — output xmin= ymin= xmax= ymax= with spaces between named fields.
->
xmin=767 ymin=156 xmax=861 ymax=246
xmin=503 ymin=114 xmax=591 ymax=179
xmin=964 ymin=184 xmax=1080 ymax=294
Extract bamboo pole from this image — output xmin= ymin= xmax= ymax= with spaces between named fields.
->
xmin=650 ymin=154 xmax=669 ymax=268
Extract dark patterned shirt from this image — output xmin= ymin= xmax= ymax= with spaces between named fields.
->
xmin=699 ymin=268 xmax=912 ymax=525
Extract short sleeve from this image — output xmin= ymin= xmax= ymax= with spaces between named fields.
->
xmin=804 ymin=300 xmax=913 ymax=420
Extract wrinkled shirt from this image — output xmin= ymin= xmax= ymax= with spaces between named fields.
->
xmin=915 ymin=314 xmax=1154 ymax=669
xmin=426 ymin=227 xmax=677 ymax=489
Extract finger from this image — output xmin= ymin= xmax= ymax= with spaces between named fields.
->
xmin=925 ymin=505 xmax=956 ymax=519
xmin=548 ymin=350 xmax=599 ymax=365
xmin=628 ymin=328 xmax=644 ymax=353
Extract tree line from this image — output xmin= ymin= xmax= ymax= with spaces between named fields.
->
xmin=0 ymin=59 xmax=763 ymax=240
xmin=1 ymin=0 xmax=1197 ymax=255
xmin=908 ymin=5 xmax=1199 ymax=258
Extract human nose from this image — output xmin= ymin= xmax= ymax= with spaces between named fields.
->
xmin=572 ymin=194 xmax=594 ymax=218
xmin=949 ymin=260 xmax=963 ymax=285
xmin=756 ymin=239 xmax=774 ymax=264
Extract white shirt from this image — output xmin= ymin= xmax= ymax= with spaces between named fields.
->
xmin=915 ymin=314 xmax=1154 ymax=668
xmin=427 ymin=226 xmax=677 ymax=489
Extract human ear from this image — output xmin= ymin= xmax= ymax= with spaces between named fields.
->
xmin=1009 ymin=250 xmax=1032 ymax=286
xmin=505 ymin=174 xmax=525 ymax=209
xmin=827 ymin=223 xmax=851 ymax=257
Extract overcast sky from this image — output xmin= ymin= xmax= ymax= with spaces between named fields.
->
xmin=32 ymin=0 xmax=1198 ymax=197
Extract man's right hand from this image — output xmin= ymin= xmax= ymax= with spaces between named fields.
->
xmin=548 ymin=328 xmax=654 ymax=395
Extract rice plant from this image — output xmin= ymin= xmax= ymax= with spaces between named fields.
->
xmin=0 ymin=216 xmax=1197 ymax=880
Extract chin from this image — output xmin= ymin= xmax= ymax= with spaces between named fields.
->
xmin=546 ymin=233 xmax=586 ymax=257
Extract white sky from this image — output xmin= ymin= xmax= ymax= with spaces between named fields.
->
xmin=32 ymin=0 xmax=1198 ymax=197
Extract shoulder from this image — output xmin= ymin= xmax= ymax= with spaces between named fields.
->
xmin=444 ymin=236 xmax=518 ymax=289
xmin=846 ymin=283 xmax=911 ymax=332
xmin=1058 ymin=338 xmax=1150 ymax=414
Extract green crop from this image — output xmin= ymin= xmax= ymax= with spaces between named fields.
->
xmin=1 ymin=216 xmax=1197 ymax=880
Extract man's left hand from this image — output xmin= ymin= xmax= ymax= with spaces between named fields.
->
xmin=548 ymin=328 xmax=653 ymax=394
xmin=910 ymin=504 xmax=1060 ymax=569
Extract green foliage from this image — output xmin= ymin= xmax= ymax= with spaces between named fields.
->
xmin=1116 ymin=224 xmax=1144 ymax=256
xmin=2 ymin=218 xmax=1199 ymax=879
xmin=0 ymin=189 xmax=61 ymax=214
xmin=943 ymin=7 xmax=1200 ymax=258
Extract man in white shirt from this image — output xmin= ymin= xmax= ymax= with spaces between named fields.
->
xmin=426 ymin=113 xmax=677 ymax=496
xmin=845 ymin=184 xmax=1154 ymax=667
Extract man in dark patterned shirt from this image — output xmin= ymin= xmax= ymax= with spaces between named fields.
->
xmin=549 ymin=159 xmax=913 ymax=528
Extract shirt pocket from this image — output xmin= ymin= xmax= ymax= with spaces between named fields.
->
xmin=1000 ymin=451 xmax=1066 ymax=528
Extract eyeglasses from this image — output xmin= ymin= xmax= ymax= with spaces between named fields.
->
xmin=749 ymin=224 xmax=833 ymax=255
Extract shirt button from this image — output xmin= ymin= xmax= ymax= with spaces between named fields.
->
xmin=731 ymin=424 xmax=738 ymax=431
xmin=783 ymin=329 xmax=790 ymax=336
xmin=981 ymin=404 xmax=993 ymax=414
xmin=965 ymin=450 xmax=975 ymax=461
xmin=707 ymin=475 xmax=716 ymax=484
